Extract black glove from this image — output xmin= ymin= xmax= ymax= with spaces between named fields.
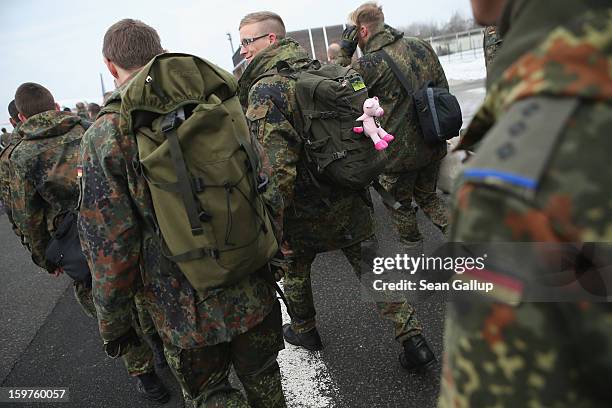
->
xmin=103 ymin=327 xmax=141 ymax=358
xmin=340 ymin=25 xmax=358 ymax=57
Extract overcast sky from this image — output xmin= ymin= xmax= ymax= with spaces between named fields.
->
xmin=1 ymin=0 xmax=473 ymax=127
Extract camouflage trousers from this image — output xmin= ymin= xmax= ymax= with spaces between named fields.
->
xmin=284 ymin=241 xmax=423 ymax=343
xmin=73 ymin=281 xmax=156 ymax=376
xmin=379 ymin=160 xmax=449 ymax=244
xmin=163 ymin=301 xmax=286 ymax=408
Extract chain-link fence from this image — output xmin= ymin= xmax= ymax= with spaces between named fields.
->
xmin=425 ymin=28 xmax=484 ymax=58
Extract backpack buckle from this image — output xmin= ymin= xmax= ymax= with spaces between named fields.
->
xmin=257 ymin=174 xmax=269 ymax=193
xmin=193 ymin=177 xmax=206 ymax=193
xmin=191 ymin=226 xmax=204 ymax=235
xmin=332 ymin=150 xmax=347 ymax=160
xmin=161 ymin=108 xmax=185 ymax=133
xmin=198 ymin=210 xmax=212 ymax=222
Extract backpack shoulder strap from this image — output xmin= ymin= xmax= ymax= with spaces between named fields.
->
xmin=379 ymin=48 xmax=413 ymax=96
xmin=253 ymin=61 xmax=298 ymax=86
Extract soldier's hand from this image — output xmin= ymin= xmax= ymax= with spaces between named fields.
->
xmin=269 ymin=242 xmax=295 ymax=281
xmin=103 ymin=327 xmax=141 ymax=359
xmin=52 ymin=267 xmax=64 ymax=277
xmin=341 ymin=25 xmax=359 ymax=57
xmin=270 ymin=251 xmax=290 ymax=282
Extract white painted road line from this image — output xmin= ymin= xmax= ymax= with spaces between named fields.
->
xmin=276 ymin=284 xmax=340 ymax=408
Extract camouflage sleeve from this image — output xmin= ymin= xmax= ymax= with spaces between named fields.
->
xmin=78 ymin=114 xmax=139 ymax=342
xmin=10 ymin=157 xmax=51 ymax=270
xmin=245 ymin=78 xmax=302 ymax=212
xmin=250 ymin=132 xmax=284 ymax=242
xmin=0 ymin=157 xmax=25 ymax=241
xmin=448 ymin=101 xmax=612 ymax=403
xmin=453 ymin=101 xmax=612 ymax=243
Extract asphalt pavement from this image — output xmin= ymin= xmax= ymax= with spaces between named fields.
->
xmin=0 ymin=78 xmax=484 ymax=408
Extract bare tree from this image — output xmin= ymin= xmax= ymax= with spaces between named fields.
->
xmin=399 ymin=10 xmax=476 ymax=39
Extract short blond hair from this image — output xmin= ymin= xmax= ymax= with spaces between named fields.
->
xmin=349 ymin=2 xmax=385 ymax=33
xmin=239 ymin=11 xmax=286 ymax=38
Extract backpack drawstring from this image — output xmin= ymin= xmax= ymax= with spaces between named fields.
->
xmin=224 ymin=183 xmax=235 ymax=246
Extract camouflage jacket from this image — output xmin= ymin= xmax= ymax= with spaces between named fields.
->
xmin=78 ymin=85 xmax=277 ymax=348
xmin=0 ymin=131 xmax=10 ymax=148
xmin=483 ymin=26 xmax=503 ymax=70
xmin=441 ymin=5 xmax=612 ymax=407
xmin=337 ymin=25 xmax=448 ymax=172
xmin=238 ymin=38 xmax=374 ymax=256
xmin=76 ymin=107 xmax=89 ymax=121
xmin=0 ymin=122 xmax=23 ymax=237
xmin=10 ymin=111 xmax=86 ymax=270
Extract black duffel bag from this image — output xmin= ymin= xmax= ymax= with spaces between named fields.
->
xmin=45 ymin=211 xmax=91 ymax=283
xmin=412 ymin=81 xmax=463 ymax=144
xmin=379 ymin=49 xmax=462 ymax=144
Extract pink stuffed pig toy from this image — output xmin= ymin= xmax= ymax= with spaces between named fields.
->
xmin=353 ymin=96 xmax=394 ymax=150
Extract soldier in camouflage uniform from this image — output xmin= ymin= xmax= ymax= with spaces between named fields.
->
xmin=440 ymin=0 xmax=612 ymax=406
xmin=0 ymin=100 xmax=24 ymax=237
xmin=0 ymin=128 xmax=8 ymax=149
xmin=335 ymin=3 xmax=448 ymax=368
xmin=0 ymin=100 xmax=20 ymax=151
xmin=483 ymin=25 xmax=503 ymax=71
xmin=78 ymin=19 xmax=286 ymax=408
xmin=327 ymin=42 xmax=342 ymax=64
xmin=9 ymin=82 xmax=168 ymax=403
xmin=337 ymin=3 xmax=449 ymax=249
xmin=75 ymin=102 xmax=89 ymax=121
xmin=87 ymin=102 xmax=101 ymax=120
xmin=238 ymin=11 xmax=433 ymax=370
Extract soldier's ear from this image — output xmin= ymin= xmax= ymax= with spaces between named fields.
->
xmin=104 ymin=57 xmax=119 ymax=80
xmin=18 ymin=113 xmax=27 ymax=122
xmin=359 ymin=25 xmax=368 ymax=39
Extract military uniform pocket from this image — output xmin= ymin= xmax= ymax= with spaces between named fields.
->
xmin=245 ymin=104 xmax=269 ymax=142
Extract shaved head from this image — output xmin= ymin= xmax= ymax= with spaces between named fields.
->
xmin=327 ymin=43 xmax=341 ymax=61
xmin=239 ymin=11 xmax=286 ymax=38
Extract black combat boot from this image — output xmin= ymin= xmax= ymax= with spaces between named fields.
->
xmin=283 ymin=324 xmax=323 ymax=351
xmin=399 ymin=334 xmax=436 ymax=371
xmin=136 ymin=372 xmax=170 ymax=404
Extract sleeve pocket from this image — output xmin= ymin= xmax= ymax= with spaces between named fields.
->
xmin=245 ymin=104 xmax=269 ymax=142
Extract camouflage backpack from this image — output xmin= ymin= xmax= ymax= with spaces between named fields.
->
xmin=118 ymin=53 xmax=278 ymax=293
xmin=259 ymin=60 xmax=387 ymax=191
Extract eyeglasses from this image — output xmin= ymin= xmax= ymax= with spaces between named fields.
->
xmin=240 ymin=34 xmax=269 ymax=48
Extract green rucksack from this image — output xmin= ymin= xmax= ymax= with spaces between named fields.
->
xmin=259 ymin=60 xmax=387 ymax=191
xmin=118 ymin=53 xmax=278 ymax=293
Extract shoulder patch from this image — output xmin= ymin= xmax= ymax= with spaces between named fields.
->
xmin=462 ymin=97 xmax=579 ymax=198
xmin=245 ymin=104 xmax=269 ymax=122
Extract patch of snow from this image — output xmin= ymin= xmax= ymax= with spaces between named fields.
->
xmin=440 ymin=49 xmax=487 ymax=82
